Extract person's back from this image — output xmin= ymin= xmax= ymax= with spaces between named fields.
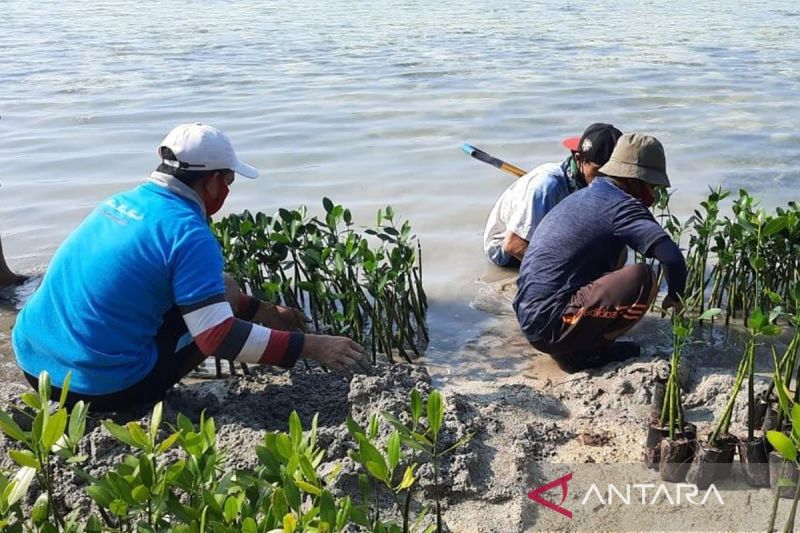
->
xmin=514 ymin=177 xmax=666 ymax=343
xmin=14 ymin=182 xmax=215 ymax=394
xmin=483 ymin=162 xmax=567 ymax=264
xmin=513 ymin=134 xmax=686 ymax=372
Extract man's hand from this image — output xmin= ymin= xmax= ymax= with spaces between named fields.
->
xmin=252 ymin=302 xmax=310 ymax=332
xmin=662 ymin=294 xmax=684 ymax=314
xmin=301 ymin=334 xmax=365 ymax=372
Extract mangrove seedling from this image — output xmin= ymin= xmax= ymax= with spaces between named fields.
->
xmin=0 ymin=371 xmax=90 ymax=530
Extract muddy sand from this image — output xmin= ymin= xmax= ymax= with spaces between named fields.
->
xmin=0 ymin=275 xmax=791 ymax=531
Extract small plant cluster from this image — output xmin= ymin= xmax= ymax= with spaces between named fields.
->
xmin=0 ymin=372 xmax=467 ymax=532
xmin=761 ymin=301 xmax=800 ymax=533
xmin=213 ymin=199 xmax=428 ymax=364
xmin=677 ymin=188 xmax=800 ymax=320
xmin=645 ymin=306 xmax=719 ymax=482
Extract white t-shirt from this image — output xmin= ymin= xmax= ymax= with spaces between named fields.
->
xmin=483 ymin=162 xmax=570 ymax=258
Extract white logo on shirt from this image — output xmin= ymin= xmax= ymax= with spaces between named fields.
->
xmin=104 ymin=199 xmax=144 ymax=221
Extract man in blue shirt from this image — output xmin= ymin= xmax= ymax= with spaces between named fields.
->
xmin=13 ymin=123 xmax=364 ymax=410
xmin=514 ymin=133 xmax=686 ymax=372
xmin=483 ymin=123 xmax=623 ymax=266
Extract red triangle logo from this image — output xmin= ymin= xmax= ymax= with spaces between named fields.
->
xmin=527 ymin=472 xmax=573 ymax=519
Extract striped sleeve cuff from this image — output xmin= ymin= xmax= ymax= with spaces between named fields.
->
xmin=255 ymin=330 xmax=304 ymax=369
xmin=237 ymin=293 xmax=261 ymax=321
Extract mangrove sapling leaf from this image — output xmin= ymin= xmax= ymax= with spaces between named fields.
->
xmin=6 ymin=467 xmax=35 ymax=507
xmin=426 ymin=391 xmax=444 ymax=437
xmin=769 ymin=431 xmax=799 ymax=463
xmin=0 ymin=411 xmax=26 ymax=443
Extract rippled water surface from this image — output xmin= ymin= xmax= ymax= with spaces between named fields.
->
xmin=2 ymin=0 xmax=799 ymax=364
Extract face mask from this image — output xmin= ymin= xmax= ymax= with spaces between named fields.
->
xmin=204 ymin=174 xmax=230 ymax=216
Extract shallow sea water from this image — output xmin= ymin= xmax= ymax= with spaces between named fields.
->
xmin=2 ymin=1 xmax=799 ymax=375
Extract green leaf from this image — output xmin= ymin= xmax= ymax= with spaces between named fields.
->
xmin=58 ymin=372 xmax=72 ymax=408
xmin=697 ymin=308 xmax=722 ymax=321
xmin=42 ymin=408 xmax=68 ymax=451
xmin=322 ymin=197 xmax=334 ymax=214
xmin=38 ymin=371 xmax=51 ymax=404
xmin=9 ymin=450 xmax=40 ymax=470
xmin=366 ymin=461 xmax=388 ymax=481
xmin=0 ymin=411 xmax=26 ymax=442
xmin=299 ymin=455 xmax=318 ymax=484
xmin=320 ymin=490 xmax=336 ymax=528
xmin=427 ymin=390 xmax=445 ymax=437
xmin=68 ymin=401 xmax=88 ymax=443
xmin=368 ymin=414 xmax=379 ymax=440
xmin=132 ymin=485 xmax=151 ymax=503
xmin=103 ymin=420 xmax=136 ymax=447
xmin=242 ymin=517 xmax=258 ymax=533
xmin=271 ymin=487 xmax=289 ymax=521
xmin=764 ymin=216 xmax=788 ymax=236
xmin=792 ymin=405 xmax=800 ymax=436
xmin=109 ymin=499 xmax=128 ymax=517
xmin=20 ymin=392 xmax=42 ymax=411
xmin=289 ymin=411 xmax=302 ymax=448
xmin=410 ymin=389 xmax=422 ymax=425
xmin=176 ymin=413 xmax=194 ymax=434
xmin=7 ymin=467 xmax=35 ymax=506
xmin=139 ymin=455 xmax=154 ymax=487
xmin=157 ymin=432 xmax=181 ymax=454
xmin=86 ymin=485 xmax=114 ymax=508
xmin=149 ymin=402 xmax=163 ymax=446
xmin=773 ymin=350 xmax=793 ymax=417
xmin=223 ymin=495 xmax=239 ymax=523
xmin=275 ymin=433 xmax=293 ymax=460
xmin=293 ymin=480 xmax=322 ymax=496
xmin=747 ymin=308 xmax=766 ymax=331
xmin=126 ymin=422 xmax=150 ymax=450
xmin=358 ymin=436 xmax=388 ymax=481
xmin=387 ymin=431 xmax=401 ymax=472
xmin=31 ymin=493 xmax=49 ymax=525
xmin=767 ymin=431 xmax=797 ymax=462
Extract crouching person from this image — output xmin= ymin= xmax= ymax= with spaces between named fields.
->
xmin=12 ymin=123 xmax=363 ymax=411
xmin=513 ymin=133 xmax=686 ymax=372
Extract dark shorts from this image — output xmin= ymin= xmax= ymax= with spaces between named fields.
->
xmin=531 ymin=263 xmax=657 ymax=365
xmin=24 ymin=307 xmax=205 ymax=412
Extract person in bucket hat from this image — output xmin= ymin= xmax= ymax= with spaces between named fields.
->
xmin=483 ymin=123 xmax=622 ymax=267
xmin=13 ymin=123 xmax=364 ymax=411
xmin=513 ymin=133 xmax=686 ymax=372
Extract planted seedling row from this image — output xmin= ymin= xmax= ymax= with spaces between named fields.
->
xmin=213 ymin=199 xmax=429 ymax=366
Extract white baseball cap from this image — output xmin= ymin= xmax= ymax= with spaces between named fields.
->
xmin=158 ymin=123 xmax=259 ymax=179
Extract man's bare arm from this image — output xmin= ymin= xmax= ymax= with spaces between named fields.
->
xmin=502 ymin=231 xmax=529 ymax=261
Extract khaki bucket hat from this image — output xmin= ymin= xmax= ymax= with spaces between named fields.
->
xmin=598 ymin=133 xmax=670 ymax=187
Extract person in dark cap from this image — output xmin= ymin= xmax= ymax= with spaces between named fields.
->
xmin=514 ymin=133 xmax=686 ymax=372
xmin=483 ymin=123 xmax=623 ymax=267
